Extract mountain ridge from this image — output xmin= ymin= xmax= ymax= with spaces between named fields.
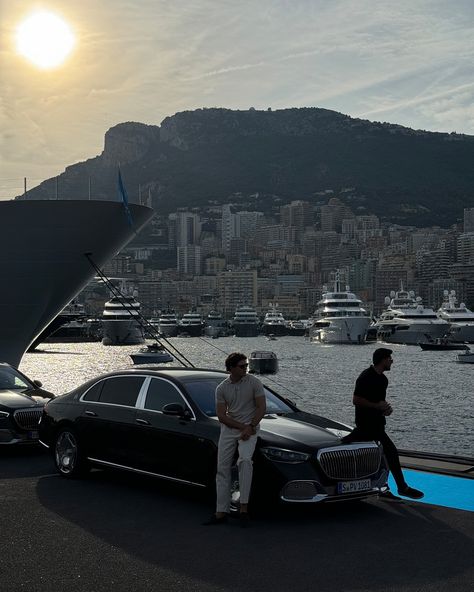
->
xmin=18 ymin=107 xmax=474 ymax=226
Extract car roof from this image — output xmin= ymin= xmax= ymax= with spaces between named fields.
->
xmin=105 ymin=367 xmax=228 ymax=382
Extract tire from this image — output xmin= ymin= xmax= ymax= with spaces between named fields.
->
xmin=54 ymin=427 xmax=89 ymax=478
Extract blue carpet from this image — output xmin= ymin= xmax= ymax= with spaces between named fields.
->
xmin=388 ymin=469 xmax=474 ymax=512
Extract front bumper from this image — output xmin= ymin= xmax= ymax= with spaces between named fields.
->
xmin=0 ymin=428 xmax=40 ymax=445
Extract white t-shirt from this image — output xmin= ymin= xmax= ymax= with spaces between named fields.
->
xmin=215 ymin=374 xmax=265 ymax=424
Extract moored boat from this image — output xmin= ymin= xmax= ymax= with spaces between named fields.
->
xmin=130 ymin=343 xmax=173 ymax=364
xmin=249 ymin=350 xmax=278 ymax=374
xmin=457 ymin=350 xmax=474 ymax=363
xmin=419 ymin=338 xmax=469 ymax=351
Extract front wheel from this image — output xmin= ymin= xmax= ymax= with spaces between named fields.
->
xmin=54 ymin=428 xmax=89 ymax=478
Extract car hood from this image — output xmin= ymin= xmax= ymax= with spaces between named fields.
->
xmin=259 ymin=413 xmax=346 ymax=450
xmin=0 ymin=390 xmax=44 ymax=409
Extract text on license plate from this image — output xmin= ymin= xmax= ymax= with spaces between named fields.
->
xmin=337 ymin=479 xmax=371 ymax=494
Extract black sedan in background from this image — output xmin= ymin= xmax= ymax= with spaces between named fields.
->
xmin=0 ymin=363 xmax=55 ymax=446
xmin=39 ymin=368 xmax=389 ymax=505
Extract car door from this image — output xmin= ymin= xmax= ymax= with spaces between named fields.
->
xmin=78 ymin=375 xmax=145 ymax=464
xmin=133 ymin=377 xmax=203 ymax=484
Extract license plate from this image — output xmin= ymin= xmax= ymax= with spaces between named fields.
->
xmin=337 ymin=479 xmax=371 ymax=494
xmin=27 ymin=430 xmax=39 ymax=440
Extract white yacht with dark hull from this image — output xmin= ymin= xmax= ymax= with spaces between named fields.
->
xmin=262 ymin=304 xmax=288 ymax=336
xmin=310 ymin=278 xmax=371 ymax=344
xmin=437 ymin=291 xmax=474 ymax=343
xmin=157 ymin=310 xmax=179 ymax=337
xmin=232 ymin=305 xmax=260 ymax=337
xmin=376 ymin=288 xmax=449 ymax=345
xmin=102 ymin=288 xmax=145 ymax=346
xmin=178 ymin=311 xmax=204 ymax=337
xmin=0 ymin=199 xmax=153 ymax=367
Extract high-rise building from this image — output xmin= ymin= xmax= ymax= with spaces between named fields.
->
xmin=464 ymin=208 xmax=474 ymax=233
xmin=177 ymin=245 xmax=202 ymax=275
xmin=280 ymin=201 xmax=313 ymax=228
xmin=217 ymin=269 xmax=258 ymax=318
xmin=457 ymin=233 xmax=474 ymax=264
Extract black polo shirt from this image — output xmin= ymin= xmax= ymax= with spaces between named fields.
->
xmin=354 ymin=366 xmax=387 ymax=430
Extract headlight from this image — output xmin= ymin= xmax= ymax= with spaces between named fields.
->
xmin=0 ymin=411 xmax=10 ymax=418
xmin=260 ymin=447 xmax=310 ymax=464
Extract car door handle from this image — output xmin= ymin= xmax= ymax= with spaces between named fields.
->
xmin=85 ymin=410 xmax=97 ymax=417
xmin=136 ymin=418 xmax=151 ymax=426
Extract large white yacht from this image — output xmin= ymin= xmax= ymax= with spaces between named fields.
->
xmin=310 ymin=276 xmax=371 ymax=344
xmin=0 ymin=199 xmax=153 ymax=367
xmin=376 ymin=288 xmax=449 ymax=345
xmin=157 ymin=310 xmax=179 ymax=337
xmin=437 ymin=290 xmax=474 ymax=343
xmin=204 ymin=311 xmax=229 ymax=338
xmin=178 ymin=311 xmax=204 ymax=337
xmin=102 ymin=285 xmax=145 ymax=345
xmin=233 ymin=305 xmax=260 ymax=337
xmin=262 ymin=303 xmax=288 ymax=336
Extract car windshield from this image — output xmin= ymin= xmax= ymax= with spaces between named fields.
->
xmin=0 ymin=366 xmax=32 ymax=390
xmin=183 ymin=377 xmax=295 ymax=417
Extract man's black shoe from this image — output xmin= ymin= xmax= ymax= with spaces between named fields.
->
xmin=379 ymin=490 xmax=403 ymax=502
xmin=202 ymin=514 xmax=228 ymax=526
xmin=239 ymin=513 xmax=250 ymax=528
xmin=398 ymin=486 xmax=424 ymax=500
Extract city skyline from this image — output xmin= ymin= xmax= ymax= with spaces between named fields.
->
xmin=2 ymin=1 xmax=474 ymax=198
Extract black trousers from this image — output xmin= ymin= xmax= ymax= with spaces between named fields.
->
xmin=342 ymin=427 xmax=407 ymax=490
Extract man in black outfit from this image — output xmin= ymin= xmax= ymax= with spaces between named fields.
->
xmin=343 ymin=348 xmax=424 ymax=500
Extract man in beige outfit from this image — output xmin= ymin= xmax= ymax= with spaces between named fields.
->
xmin=204 ymin=352 xmax=266 ymax=527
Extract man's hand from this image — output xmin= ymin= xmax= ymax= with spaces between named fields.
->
xmin=376 ymin=401 xmax=393 ymax=415
xmin=240 ymin=424 xmax=256 ymax=440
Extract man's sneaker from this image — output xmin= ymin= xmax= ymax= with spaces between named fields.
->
xmin=239 ymin=513 xmax=251 ymax=528
xmin=398 ymin=486 xmax=424 ymax=500
xmin=379 ymin=490 xmax=403 ymax=502
xmin=202 ymin=514 xmax=228 ymax=526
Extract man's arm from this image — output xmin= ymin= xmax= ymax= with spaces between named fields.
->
xmin=216 ymin=401 xmax=248 ymax=430
xmin=250 ymin=395 xmax=267 ymax=428
xmin=353 ymin=395 xmax=392 ymax=414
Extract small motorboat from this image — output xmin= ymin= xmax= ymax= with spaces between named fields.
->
xmin=266 ymin=334 xmax=277 ymax=341
xmin=249 ymin=351 xmax=278 ymax=374
xmin=457 ymin=350 xmax=474 ymax=364
xmin=419 ymin=337 xmax=469 ymax=351
xmin=130 ymin=343 xmax=173 ymax=364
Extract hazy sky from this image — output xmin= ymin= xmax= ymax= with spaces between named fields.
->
xmin=1 ymin=0 xmax=474 ymax=198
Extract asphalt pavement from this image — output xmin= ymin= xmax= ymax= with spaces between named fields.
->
xmin=1 ymin=448 xmax=473 ymax=592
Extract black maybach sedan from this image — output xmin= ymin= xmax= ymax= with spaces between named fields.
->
xmin=0 ymin=363 xmax=55 ymax=445
xmin=39 ymin=368 xmax=389 ymax=504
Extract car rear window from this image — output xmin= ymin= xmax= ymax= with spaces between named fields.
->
xmin=98 ymin=376 xmax=145 ymax=407
xmin=184 ymin=378 xmax=294 ymax=416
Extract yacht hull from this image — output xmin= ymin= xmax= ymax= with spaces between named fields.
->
xmin=234 ymin=323 xmax=260 ymax=337
xmin=311 ymin=317 xmax=370 ymax=344
xmin=262 ymin=323 xmax=288 ymax=336
xmin=448 ymin=324 xmax=474 ymax=343
xmin=0 ymin=200 xmax=153 ymax=367
xmin=377 ymin=322 xmax=449 ymax=345
xmin=102 ymin=320 xmax=145 ymax=345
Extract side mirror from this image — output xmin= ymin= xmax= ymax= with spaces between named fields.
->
xmin=33 ymin=379 xmax=43 ymax=388
xmin=162 ymin=403 xmax=192 ymax=419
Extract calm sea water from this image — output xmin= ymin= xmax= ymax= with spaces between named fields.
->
xmin=20 ymin=336 xmax=474 ymax=457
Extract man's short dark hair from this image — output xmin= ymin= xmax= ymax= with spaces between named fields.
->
xmin=225 ymin=352 xmax=247 ymax=371
xmin=373 ymin=348 xmax=393 ymax=365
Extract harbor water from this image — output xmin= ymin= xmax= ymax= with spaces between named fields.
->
xmin=20 ymin=336 xmax=473 ymax=457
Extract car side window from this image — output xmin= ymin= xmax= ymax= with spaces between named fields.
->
xmin=98 ymin=376 xmax=145 ymax=407
xmin=144 ymin=378 xmax=184 ymax=412
xmin=82 ymin=381 xmax=104 ymax=402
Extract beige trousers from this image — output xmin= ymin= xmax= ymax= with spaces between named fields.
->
xmin=216 ymin=424 xmax=258 ymax=513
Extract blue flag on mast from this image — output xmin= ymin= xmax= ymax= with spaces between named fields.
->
xmin=118 ymin=167 xmax=133 ymax=227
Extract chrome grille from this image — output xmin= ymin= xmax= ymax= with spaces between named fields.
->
xmin=317 ymin=445 xmax=381 ymax=480
xmin=13 ymin=408 xmax=42 ymax=430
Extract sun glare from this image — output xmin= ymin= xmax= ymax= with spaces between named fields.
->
xmin=16 ymin=11 xmax=75 ymax=70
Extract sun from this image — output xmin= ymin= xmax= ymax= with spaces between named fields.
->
xmin=16 ymin=11 xmax=75 ymax=70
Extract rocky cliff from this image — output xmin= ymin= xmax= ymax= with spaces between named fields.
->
xmin=18 ymin=107 xmax=474 ymax=225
